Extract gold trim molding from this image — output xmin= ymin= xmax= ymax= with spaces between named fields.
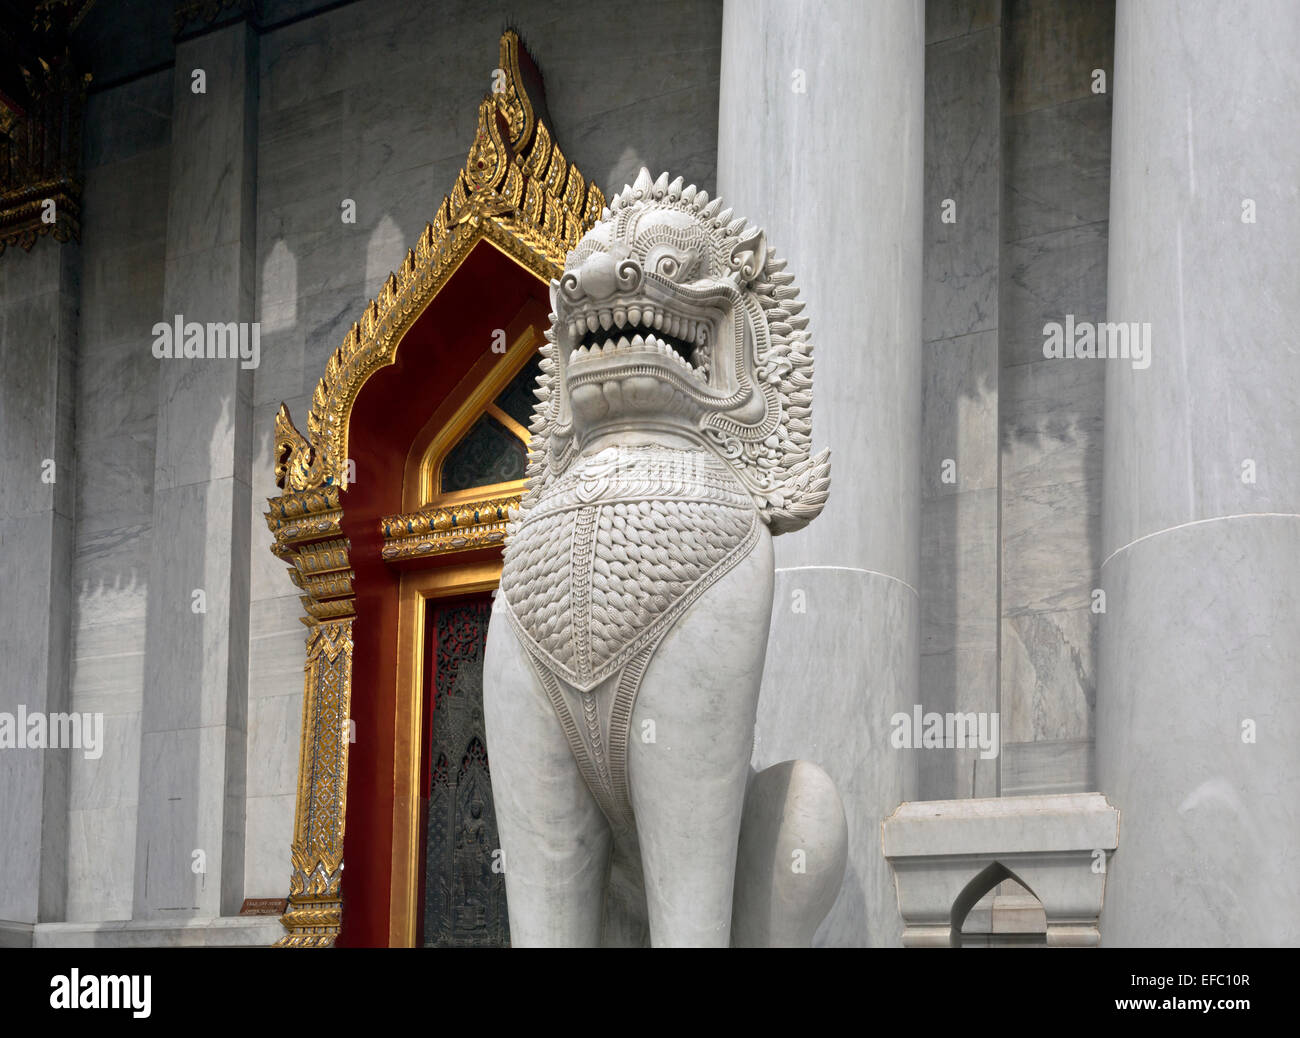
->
xmin=0 ymin=23 xmax=91 ymax=257
xmin=380 ymin=493 xmax=523 ymax=563
xmin=265 ymin=30 xmax=602 ymax=947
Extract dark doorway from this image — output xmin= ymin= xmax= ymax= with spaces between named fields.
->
xmin=419 ymin=593 xmax=511 ymax=947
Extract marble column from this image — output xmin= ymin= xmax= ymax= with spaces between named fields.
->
xmin=717 ymin=0 xmax=924 ymax=946
xmin=1098 ymin=0 xmax=1300 ymax=945
xmin=0 ymin=243 xmax=79 ymax=943
xmin=135 ymin=22 xmax=257 ymax=919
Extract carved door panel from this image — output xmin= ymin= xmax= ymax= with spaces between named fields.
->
xmin=422 ymin=595 xmax=511 ymax=947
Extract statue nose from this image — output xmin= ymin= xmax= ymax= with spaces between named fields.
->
xmin=577 ymin=251 xmax=620 ymax=301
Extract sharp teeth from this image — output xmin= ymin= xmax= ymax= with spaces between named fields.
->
xmin=586 ymin=314 xmax=599 ymax=333
xmin=617 ymin=335 xmax=630 ymax=350
xmin=644 ymin=307 xmax=656 ymax=327
xmin=668 ymin=316 xmax=679 ymax=338
xmin=599 ymin=310 xmax=613 ymax=330
xmin=614 ymin=308 xmax=627 ymax=328
xmin=631 ymin=334 xmax=644 ymax=347
xmin=653 ymin=311 xmax=664 ymax=330
xmin=628 ymin=307 xmax=641 ymax=326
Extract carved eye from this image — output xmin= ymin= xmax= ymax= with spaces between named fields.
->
xmin=646 ymin=245 xmax=695 ymax=282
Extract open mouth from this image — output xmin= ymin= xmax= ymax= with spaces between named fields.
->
xmin=563 ymin=307 xmax=713 ymax=383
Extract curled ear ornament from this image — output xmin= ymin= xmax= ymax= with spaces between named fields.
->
xmin=729 ymin=225 xmax=766 ymax=286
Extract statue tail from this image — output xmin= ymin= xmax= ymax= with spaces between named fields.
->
xmin=730 ymin=760 xmax=849 ymax=947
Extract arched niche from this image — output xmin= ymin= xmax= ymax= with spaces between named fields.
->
xmin=263 ymin=30 xmax=604 ymax=948
xmin=949 ymin=861 xmax=1047 ymax=947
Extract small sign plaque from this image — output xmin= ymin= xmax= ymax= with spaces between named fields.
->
xmin=239 ymin=898 xmax=288 ymax=916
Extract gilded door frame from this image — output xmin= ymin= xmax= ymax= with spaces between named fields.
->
xmin=263 ymin=30 xmax=602 ymax=947
xmin=390 ymin=560 xmax=503 ymax=948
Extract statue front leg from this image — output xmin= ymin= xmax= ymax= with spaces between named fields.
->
xmin=625 ymin=530 xmax=774 ymax=946
xmin=483 ymin=597 xmax=613 ymax=946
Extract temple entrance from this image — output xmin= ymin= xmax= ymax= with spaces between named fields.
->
xmin=419 ymin=593 xmax=510 ymax=947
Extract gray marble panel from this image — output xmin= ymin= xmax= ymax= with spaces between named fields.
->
xmin=1000 ymin=475 xmax=1099 ymax=616
xmin=1004 ymin=0 xmax=1115 ymax=115
xmin=1001 ymin=606 xmax=1095 ymax=745
xmin=0 ymin=921 xmax=34 ymax=947
xmin=1 ymin=251 xmax=78 ymax=521
xmin=153 ymin=251 xmax=255 ymax=492
xmin=1000 ymin=354 xmax=1103 ymax=493
xmin=80 ymin=152 xmax=171 ymax=252
xmin=1000 ymin=737 xmax=1093 ymax=797
xmin=33 ymin=914 xmax=284 ymax=948
xmin=1098 ymin=515 xmax=1300 ymax=946
xmin=73 ymin=434 xmax=155 ymax=536
xmin=920 ymin=488 xmax=999 ymax=655
xmin=256 ymin=90 xmax=345 ymax=213
xmin=247 ymin=597 xmax=309 ymax=701
xmin=926 ymin=0 xmax=999 ymax=44
xmin=164 ymin=26 xmax=257 ymax=260
xmin=132 ymin=724 xmax=243 ymax=918
xmin=918 ymin=648 xmax=999 ymax=799
xmin=246 ymin=693 xmax=302 ymax=799
xmin=0 ymin=514 xmax=64 ymax=923
xmin=75 ymin=315 xmax=163 ymax=439
xmin=65 ymin=804 xmax=137 ymax=923
xmin=758 ymin=567 xmax=918 ymax=947
xmin=249 ymin=317 xmax=305 ymax=409
xmin=243 ymin=793 xmax=296 ymax=899
xmin=1004 ymin=95 xmax=1111 ymax=242
xmin=922 ymin=331 xmax=999 ymax=498
xmin=923 ymin=27 xmax=1001 ymax=343
xmin=83 ymin=69 xmax=173 ymax=170
xmin=68 ymin=710 xmax=141 ymax=812
xmin=70 ymin=617 xmax=147 ymax=707
xmin=1000 ymin=221 xmax=1108 ymax=368
xmin=142 ymin=478 xmax=251 ymax=733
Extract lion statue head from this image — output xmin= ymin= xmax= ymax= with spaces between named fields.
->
xmin=519 ymin=167 xmax=830 ymax=535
